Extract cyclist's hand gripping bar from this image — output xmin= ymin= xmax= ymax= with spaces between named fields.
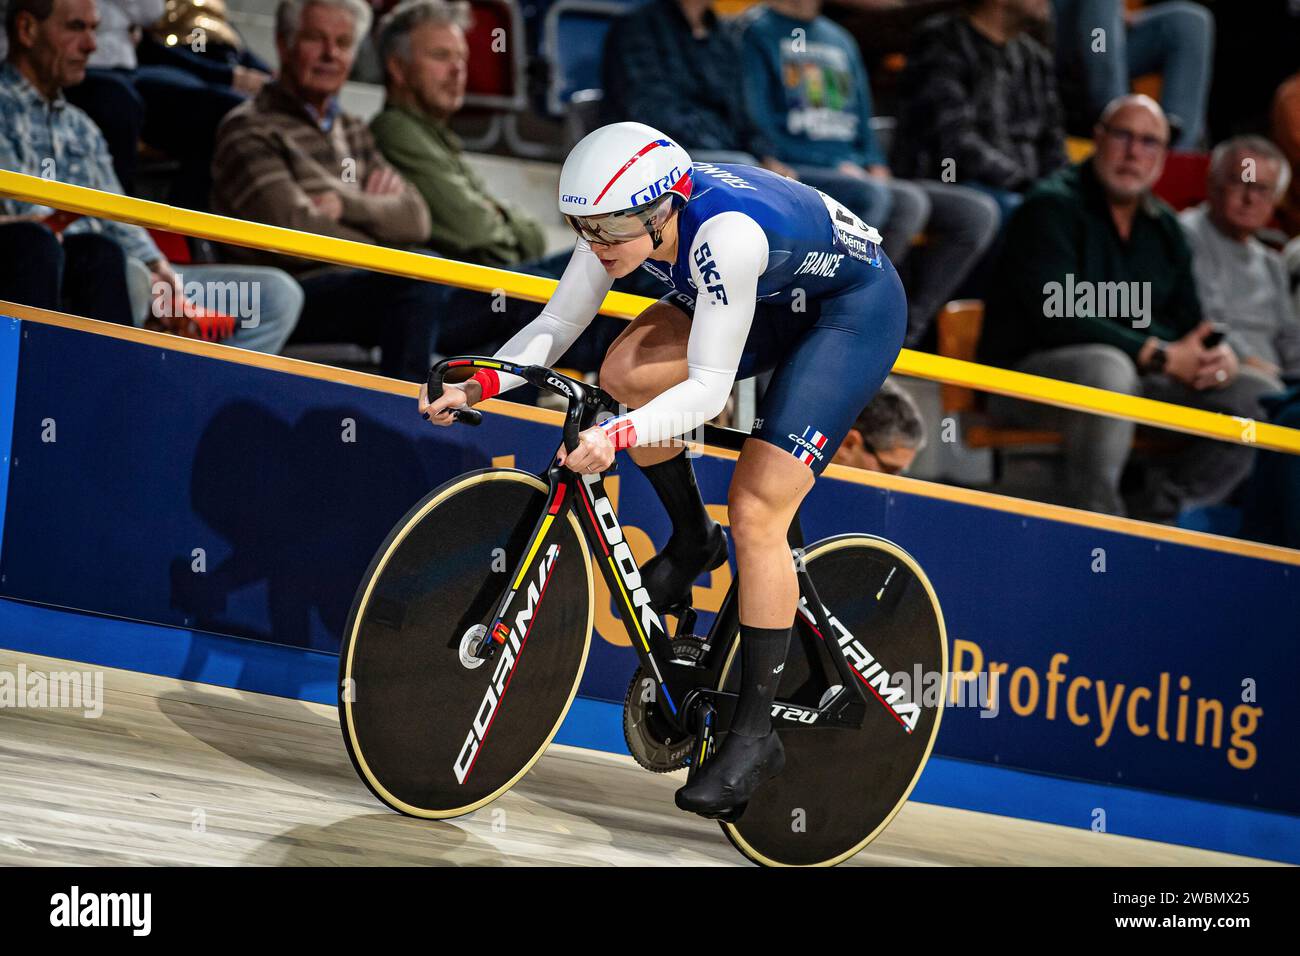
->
xmin=428 ymin=358 xmax=619 ymax=451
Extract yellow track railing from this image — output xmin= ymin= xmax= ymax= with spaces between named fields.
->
xmin=3 ymin=168 xmax=1298 ymax=455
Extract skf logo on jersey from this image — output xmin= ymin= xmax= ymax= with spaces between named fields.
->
xmin=561 ymin=194 xmax=587 ymax=205
xmin=692 ymin=242 xmax=729 ymax=305
xmin=630 ymin=165 xmax=693 ymax=206
xmin=795 ymin=251 xmax=845 ymax=278
xmin=788 ymin=426 xmax=828 ymax=465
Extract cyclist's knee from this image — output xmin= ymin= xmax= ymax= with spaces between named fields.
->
xmin=727 ymin=484 xmax=791 ymax=551
xmin=599 ymin=340 xmax=648 ymax=406
xmin=599 ymin=303 xmax=689 ymax=407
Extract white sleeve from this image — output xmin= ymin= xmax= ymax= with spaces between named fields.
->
xmin=485 ymin=238 xmax=615 ymax=395
xmin=610 ymin=212 xmax=768 ymax=447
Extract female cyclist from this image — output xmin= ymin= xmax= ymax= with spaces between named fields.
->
xmin=418 ymin=122 xmax=907 ymax=818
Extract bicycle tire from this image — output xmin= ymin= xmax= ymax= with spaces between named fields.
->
xmin=339 ymin=468 xmax=594 ymax=818
xmin=716 ymin=534 xmax=947 ymax=866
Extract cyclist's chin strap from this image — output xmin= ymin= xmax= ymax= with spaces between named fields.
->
xmin=649 ymin=203 xmax=683 ymax=250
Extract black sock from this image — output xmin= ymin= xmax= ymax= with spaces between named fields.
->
xmin=638 ymin=451 xmax=713 ymax=548
xmin=730 ymin=625 xmax=791 ymax=737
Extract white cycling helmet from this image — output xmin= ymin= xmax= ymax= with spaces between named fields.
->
xmin=558 ymin=122 xmax=694 ymax=248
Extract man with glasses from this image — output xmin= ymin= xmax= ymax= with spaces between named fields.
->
xmin=979 ymin=94 xmax=1277 ymax=521
xmin=830 ymin=378 xmax=926 ymax=476
xmin=1179 ymin=136 xmax=1300 ymax=390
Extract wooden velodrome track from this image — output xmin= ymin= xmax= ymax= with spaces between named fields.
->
xmin=0 ymin=650 xmax=1275 ymax=867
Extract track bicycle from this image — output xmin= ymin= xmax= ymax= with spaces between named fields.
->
xmin=338 ymin=357 xmax=948 ymax=866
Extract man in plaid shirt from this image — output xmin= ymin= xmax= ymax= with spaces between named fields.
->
xmin=893 ymin=0 xmax=1067 ymax=225
xmin=1 ymin=0 xmax=301 ymax=352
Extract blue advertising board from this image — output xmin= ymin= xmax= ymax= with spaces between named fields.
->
xmin=1 ymin=317 xmax=1297 ymax=817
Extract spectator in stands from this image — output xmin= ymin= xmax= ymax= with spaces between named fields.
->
xmin=0 ymin=2 xmax=143 ymax=192
xmin=57 ymin=1 xmax=264 ymax=210
xmin=737 ymin=0 xmax=999 ymax=348
xmin=1051 ymin=0 xmax=1213 ymax=149
xmin=211 ymin=0 xmax=447 ymax=381
xmin=1180 ymin=136 xmax=1300 ymax=389
xmin=0 ymin=215 xmax=133 ymax=325
xmin=830 ymin=377 xmax=926 ymax=475
xmin=1241 ymin=383 xmax=1300 ymax=548
xmin=1272 ymin=70 xmax=1300 ymax=237
xmin=893 ymin=0 xmax=1066 ymax=225
xmin=980 ymin=95 xmax=1277 ymax=520
xmin=133 ymin=0 xmax=272 ymax=208
xmin=2 ymin=0 xmax=300 ymax=352
xmin=370 ymin=0 xmax=545 ymax=268
xmin=602 ymin=0 xmax=786 ymax=171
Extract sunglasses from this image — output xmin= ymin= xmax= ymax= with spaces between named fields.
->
xmin=564 ymin=196 xmax=672 ymax=245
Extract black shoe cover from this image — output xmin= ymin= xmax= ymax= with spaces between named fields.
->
xmin=675 ymin=729 xmax=785 ymax=817
xmin=642 ymin=522 xmax=728 ymax=611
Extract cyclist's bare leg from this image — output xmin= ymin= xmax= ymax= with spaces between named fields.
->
xmin=727 ymin=438 xmax=814 ymax=627
xmin=600 ymin=302 xmax=727 ymax=609
xmin=600 ymin=301 xmax=690 ymax=468
xmin=675 ymin=438 xmax=811 ymax=815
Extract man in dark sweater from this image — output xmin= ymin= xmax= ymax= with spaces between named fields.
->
xmin=601 ymin=0 xmax=781 ymax=169
xmin=893 ymin=0 xmax=1066 ymax=224
xmin=980 ymin=95 xmax=1278 ymax=520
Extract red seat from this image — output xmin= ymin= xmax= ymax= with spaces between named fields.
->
xmin=148 ymin=229 xmax=191 ymax=264
xmin=1152 ymin=151 xmax=1211 ymax=211
xmin=464 ymin=0 xmax=526 ymax=110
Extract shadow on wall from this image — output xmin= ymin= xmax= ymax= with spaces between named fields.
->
xmin=168 ymin=399 xmax=494 ymax=652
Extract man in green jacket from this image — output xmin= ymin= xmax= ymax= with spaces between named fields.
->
xmin=370 ymin=0 xmax=546 ymax=269
xmin=979 ymin=94 xmax=1277 ymax=520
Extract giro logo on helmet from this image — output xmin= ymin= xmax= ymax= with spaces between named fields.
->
xmin=630 ymin=166 xmax=692 ymax=206
xmin=561 ymin=194 xmax=587 ymax=205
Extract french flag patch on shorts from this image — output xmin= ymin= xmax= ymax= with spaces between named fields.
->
xmin=789 ymin=426 xmax=828 ymax=465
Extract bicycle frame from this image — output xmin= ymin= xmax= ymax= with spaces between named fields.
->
xmin=430 ymin=358 xmax=877 ymax=738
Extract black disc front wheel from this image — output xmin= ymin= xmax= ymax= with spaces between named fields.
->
xmin=339 ymin=469 xmax=594 ymax=818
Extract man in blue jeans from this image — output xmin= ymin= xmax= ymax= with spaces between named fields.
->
xmin=736 ymin=0 xmax=998 ymax=347
xmin=1052 ymin=0 xmax=1213 ymax=149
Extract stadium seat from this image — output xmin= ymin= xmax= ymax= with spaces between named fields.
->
xmin=937 ymin=300 xmax=1065 ymax=452
xmin=1152 ymin=150 xmax=1211 ymax=211
xmin=542 ymin=0 xmax=633 ymax=117
xmin=453 ymin=0 xmax=530 ymax=151
xmin=464 ymin=0 xmax=528 ymax=112
xmin=1065 ymin=137 xmax=1095 ymax=163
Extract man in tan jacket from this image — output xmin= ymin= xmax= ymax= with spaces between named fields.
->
xmin=212 ymin=0 xmax=442 ymax=380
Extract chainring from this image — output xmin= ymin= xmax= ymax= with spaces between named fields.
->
xmin=622 ymin=637 xmax=707 ymax=773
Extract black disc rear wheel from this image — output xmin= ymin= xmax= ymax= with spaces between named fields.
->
xmin=339 ymin=468 xmax=593 ymax=818
xmin=717 ymin=534 xmax=947 ymax=866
